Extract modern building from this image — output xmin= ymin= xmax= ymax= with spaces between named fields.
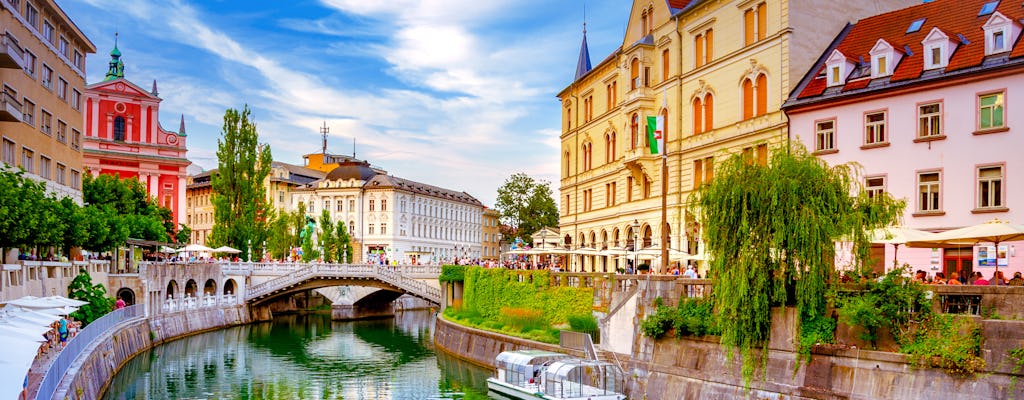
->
xmin=289 ymin=159 xmax=483 ymax=264
xmin=557 ymin=0 xmax=917 ymax=273
xmin=784 ymin=0 xmax=1024 ymax=278
xmin=481 ymin=207 xmax=500 ymax=260
xmin=185 ymin=161 xmax=324 ymax=246
xmin=82 ymin=41 xmax=190 ymax=225
xmin=0 ymin=0 xmax=95 ymax=202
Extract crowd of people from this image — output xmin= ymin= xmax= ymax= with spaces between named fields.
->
xmin=39 ymin=316 xmax=80 ymax=356
xmin=913 ymin=269 xmax=1024 ymax=285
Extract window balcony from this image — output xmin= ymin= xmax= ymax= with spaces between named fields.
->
xmin=0 ymin=90 xmax=23 ymax=122
xmin=0 ymin=33 xmax=25 ymax=70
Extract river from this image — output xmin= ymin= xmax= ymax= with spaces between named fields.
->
xmin=101 ymin=311 xmax=493 ymax=399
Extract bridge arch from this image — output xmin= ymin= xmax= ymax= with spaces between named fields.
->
xmin=185 ymin=279 xmax=198 ymax=297
xmin=223 ymin=278 xmax=237 ymax=295
xmin=116 ymin=288 xmax=136 ymax=305
xmin=203 ymin=279 xmax=217 ymax=296
xmin=166 ymin=280 xmax=179 ymax=299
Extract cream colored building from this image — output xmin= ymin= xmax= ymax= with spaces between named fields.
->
xmin=0 ymin=0 xmax=95 ymax=202
xmin=186 ymin=161 xmax=324 ymax=246
xmin=481 ymin=208 xmax=500 ymax=260
xmin=558 ymin=0 xmax=917 ymax=273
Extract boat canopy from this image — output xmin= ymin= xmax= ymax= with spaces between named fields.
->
xmin=543 ymin=359 xmax=625 ymax=399
xmin=495 ymin=350 xmax=571 ymax=387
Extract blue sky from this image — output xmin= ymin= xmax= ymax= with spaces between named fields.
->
xmin=61 ymin=0 xmax=631 ymax=207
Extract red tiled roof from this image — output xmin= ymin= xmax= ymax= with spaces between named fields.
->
xmin=795 ymin=0 xmax=1023 ymax=100
xmin=667 ymin=0 xmax=694 ymax=10
xmin=842 ymin=78 xmax=871 ymax=91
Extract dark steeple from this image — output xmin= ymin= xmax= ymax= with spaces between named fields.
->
xmin=104 ymin=32 xmax=125 ymax=81
xmin=151 ymin=79 xmax=159 ymax=96
xmin=574 ymin=23 xmax=592 ymax=80
xmin=178 ymin=114 xmax=187 ymax=136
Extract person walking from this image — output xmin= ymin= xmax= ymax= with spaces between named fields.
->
xmin=57 ymin=317 xmax=69 ymax=349
xmin=115 ymin=296 xmax=126 ymax=309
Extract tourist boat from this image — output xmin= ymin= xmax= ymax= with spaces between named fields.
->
xmin=487 ymin=349 xmax=627 ymax=400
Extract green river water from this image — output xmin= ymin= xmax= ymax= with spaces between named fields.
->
xmin=101 ymin=311 xmax=493 ymax=400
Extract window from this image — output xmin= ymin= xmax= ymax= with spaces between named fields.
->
xmin=978 ymin=166 xmax=1004 ymax=209
xmin=324 ymin=200 xmax=330 ymax=211
xmin=630 ymin=58 xmax=640 ymax=90
xmin=694 ymin=28 xmax=713 ymax=67
xmin=694 ymin=157 xmax=714 ymax=188
xmin=606 ymin=81 xmax=617 ymax=110
xmin=336 ymin=201 xmax=343 ymax=212
xmin=24 ymin=2 xmax=38 ymax=28
xmin=59 ymin=37 xmax=69 ymax=58
xmin=71 ymin=129 xmax=80 ymax=150
xmin=39 ymin=155 xmax=50 ymax=179
xmin=866 ymin=177 xmax=885 ymax=198
xmin=70 ymin=89 xmax=80 ymax=110
xmin=68 ymin=169 xmax=79 ymax=188
xmin=907 ymin=18 xmax=925 ymax=34
xmin=381 ymin=223 xmax=387 ymax=235
xmin=978 ymin=92 xmax=1005 ymax=131
xmin=42 ymin=21 xmax=54 ymax=43
xmin=864 ymin=111 xmax=887 ymax=145
xmin=918 ymin=172 xmax=941 ymax=212
xmin=918 ymin=102 xmax=942 ymax=138
xmin=930 ymin=47 xmax=941 ymax=66
xmin=2 ymin=138 xmax=15 ymax=166
xmin=830 ymin=66 xmax=840 ymax=84
xmin=662 ymin=49 xmax=670 ymax=81
xmin=382 ymin=199 xmax=387 ymax=211
xmin=349 ymin=199 xmax=355 ymax=211
xmin=744 ymin=3 xmax=767 ymax=46
xmin=73 ymin=51 xmax=83 ymax=71
xmin=368 ymin=224 xmax=375 ymax=235
xmin=21 ymin=148 xmax=33 ymax=173
xmin=583 ymin=189 xmax=592 ymax=212
xmin=41 ymin=64 xmax=52 ymax=89
xmin=993 ymin=30 xmax=1005 ymax=52
xmin=626 ymin=176 xmax=634 ymax=202
xmin=756 ymin=74 xmax=767 ymax=117
xmin=815 ymin=119 xmax=835 ymax=152
xmin=22 ymin=99 xmax=34 ymax=126
xmin=113 ymin=116 xmax=126 ymax=141
xmin=605 ymin=132 xmax=616 ymax=163
xmin=606 ymin=181 xmax=616 ymax=207
xmin=23 ymin=50 xmax=36 ymax=76
xmin=369 ymin=199 xmax=375 ymax=211
xmin=742 ymin=79 xmax=754 ymax=119
xmin=56 ymin=120 xmax=66 ymax=144
xmin=875 ymin=56 xmax=888 ymax=77
xmin=630 ymin=113 xmax=639 ymax=149
xmin=642 ymin=178 xmax=651 ymax=199
xmin=57 ymin=78 xmax=67 ymax=101
xmin=40 ymin=110 xmax=51 ymax=135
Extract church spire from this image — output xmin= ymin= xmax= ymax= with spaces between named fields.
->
xmin=574 ymin=17 xmax=592 ymax=80
xmin=104 ymin=32 xmax=125 ymax=81
xmin=178 ymin=114 xmax=187 ymax=136
xmin=151 ymin=79 xmax=159 ymax=96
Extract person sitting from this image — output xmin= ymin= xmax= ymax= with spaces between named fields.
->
xmin=1009 ymin=272 xmax=1024 ymax=286
xmin=913 ymin=270 xmax=927 ymax=283
xmin=993 ymin=271 xmax=1009 ymax=286
xmin=933 ymin=272 xmax=947 ymax=284
xmin=972 ymin=271 xmax=989 ymax=286
xmin=947 ymin=272 xmax=962 ymax=285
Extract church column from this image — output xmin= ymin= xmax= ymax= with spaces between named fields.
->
xmin=177 ymin=175 xmax=187 ymax=228
xmin=140 ymin=105 xmax=149 ymax=143
xmin=147 ymin=173 xmax=159 ymax=199
xmin=90 ymin=99 xmax=100 ymax=138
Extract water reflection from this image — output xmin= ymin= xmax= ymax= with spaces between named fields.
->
xmin=102 ymin=311 xmax=490 ymax=400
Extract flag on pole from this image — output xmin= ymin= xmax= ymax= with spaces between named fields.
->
xmin=646 ymin=116 xmax=664 ymax=155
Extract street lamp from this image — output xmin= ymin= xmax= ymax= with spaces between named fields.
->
xmin=631 ymin=220 xmax=640 ymax=274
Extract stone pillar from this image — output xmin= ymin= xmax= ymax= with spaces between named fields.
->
xmin=147 ymin=173 xmax=158 ymax=199
xmin=177 ymin=175 xmax=187 ymax=228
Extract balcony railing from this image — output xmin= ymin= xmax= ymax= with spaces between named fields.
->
xmin=0 ymin=89 xmax=23 ymax=122
xmin=0 ymin=32 xmax=25 ymax=70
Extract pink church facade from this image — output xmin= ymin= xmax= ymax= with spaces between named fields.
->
xmin=82 ymin=43 xmax=190 ymax=227
xmin=785 ymin=0 xmax=1024 ymax=280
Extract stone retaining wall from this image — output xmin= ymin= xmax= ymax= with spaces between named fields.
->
xmin=53 ymin=306 xmax=250 ymax=400
xmin=433 ymin=316 xmax=585 ymax=369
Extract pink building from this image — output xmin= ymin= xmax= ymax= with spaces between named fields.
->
xmin=784 ymin=0 xmax=1023 ymax=281
xmin=82 ymin=41 xmax=190 ymax=226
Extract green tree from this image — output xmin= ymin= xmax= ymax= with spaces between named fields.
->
xmin=0 ymin=169 xmax=48 ymax=262
xmin=334 ymin=221 xmax=352 ymax=263
xmin=319 ymin=209 xmax=336 ymax=262
xmin=693 ymin=144 xmax=903 ymax=384
xmin=494 ymin=173 xmax=558 ymax=243
xmin=82 ymin=173 xmax=172 ymax=243
xmin=67 ymin=268 xmax=115 ymax=326
xmin=175 ymin=224 xmax=192 ymax=244
xmin=209 ymin=105 xmax=273 ymax=262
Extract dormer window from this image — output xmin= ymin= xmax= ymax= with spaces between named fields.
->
xmin=824 ymin=49 xmax=854 ymax=87
xmin=983 ymin=11 xmax=1021 ymax=56
xmin=922 ymin=28 xmax=956 ymax=70
xmin=869 ymin=39 xmax=900 ymax=78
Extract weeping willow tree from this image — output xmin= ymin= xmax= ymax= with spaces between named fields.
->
xmin=693 ymin=144 xmax=903 ymax=385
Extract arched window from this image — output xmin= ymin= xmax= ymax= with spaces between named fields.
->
xmin=692 ymin=97 xmax=703 ymax=135
xmin=610 ymin=132 xmax=616 ymax=160
xmin=113 ymin=116 xmax=126 ymax=141
xmin=756 ymin=74 xmax=768 ymax=117
xmin=630 ymin=113 xmax=639 ymax=149
xmin=630 ymin=58 xmax=640 ymax=90
xmin=564 ymin=151 xmax=570 ymax=177
xmin=742 ymin=79 xmax=754 ymax=119
xmin=704 ymin=93 xmax=714 ymax=132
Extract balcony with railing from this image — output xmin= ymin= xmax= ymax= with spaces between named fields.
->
xmin=0 ymin=89 xmax=23 ymax=122
xmin=0 ymin=33 xmax=25 ymax=70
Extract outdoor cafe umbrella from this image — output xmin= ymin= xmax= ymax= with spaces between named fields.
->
xmin=907 ymin=218 xmax=1024 ymax=278
xmin=213 ymin=246 xmax=242 ymax=254
xmin=868 ymin=226 xmax=935 ymax=267
xmin=178 ymin=244 xmax=214 ymax=252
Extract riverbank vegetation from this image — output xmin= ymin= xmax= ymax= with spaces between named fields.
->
xmin=442 ymin=266 xmax=594 ymax=344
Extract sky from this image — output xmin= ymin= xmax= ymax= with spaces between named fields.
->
xmin=61 ymin=0 xmax=633 ymax=207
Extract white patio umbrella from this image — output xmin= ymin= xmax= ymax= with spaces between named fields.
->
xmin=212 ymin=246 xmax=242 ymax=254
xmin=0 ymin=336 xmax=45 ymax=400
xmin=178 ymin=244 xmax=214 ymax=252
xmin=868 ymin=226 xmax=936 ymax=267
xmin=907 ymin=218 xmax=1024 ymax=278
xmin=32 ymin=305 xmax=78 ymax=316
xmin=40 ymin=296 xmax=88 ymax=307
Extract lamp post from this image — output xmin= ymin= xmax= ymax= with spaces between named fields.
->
xmin=631 ymin=219 xmax=640 ymax=274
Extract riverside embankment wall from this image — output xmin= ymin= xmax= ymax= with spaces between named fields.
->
xmin=53 ymin=306 xmax=250 ymax=400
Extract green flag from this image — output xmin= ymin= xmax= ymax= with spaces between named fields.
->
xmin=646 ymin=116 xmax=663 ymax=155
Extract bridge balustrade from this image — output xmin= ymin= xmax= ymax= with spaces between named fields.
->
xmin=244 ymin=264 xmax=442 ymax=305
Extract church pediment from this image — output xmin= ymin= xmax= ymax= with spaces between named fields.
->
xmin=86 ymin=78 xmax=160 ymax=100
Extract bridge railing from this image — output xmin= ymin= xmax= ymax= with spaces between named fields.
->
xmin=244 ymin=264 xmax=442 ymax=304
xmin=221 ymin=262 xmax=441 ymax=277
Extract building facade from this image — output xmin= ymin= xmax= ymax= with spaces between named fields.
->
xmin=289 ymin=159 xmax=483 ymax=264
xmin=557 ymin=0 xmax=917 ymax=273
xmin=82 ymin=43 xmax=190 ymax=225
xmin=481 ymin=207 xmax=500 ymax=260
xmin=785 ymin=0 xmax=1024 ymax=278
xmin=186 ymin=161 xmax=324 ymax=246
xmin=0 ymin=0 xmax=95 ymax=202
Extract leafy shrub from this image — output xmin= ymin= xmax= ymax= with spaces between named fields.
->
xmin=502 ymin=307 xmax=546 ymax=332
xmin=836 ymin=267 xmax=931 ymax=349
xmin=439 ymin=265 xmax=466 ymax=283
xmin=568 ymin=313 xmax=598 ymax=333
xmin=902 ymin=314 xmax=985 ymax=377
xmin=798 ymin=314 xmax=836 ymax=362
xmin=640 ymin=297 xmax=718 ymax=339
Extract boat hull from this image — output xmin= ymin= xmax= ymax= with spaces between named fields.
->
xmin=486 ymin=377 xmax=627 ymax=400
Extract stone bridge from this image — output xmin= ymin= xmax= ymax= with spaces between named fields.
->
xmin=221 ymin=263 xmax=442 ymax=307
